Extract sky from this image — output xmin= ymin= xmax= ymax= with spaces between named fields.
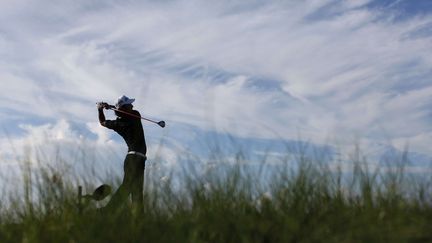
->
xmin=1 ymin=0 xmax=432 ymax=183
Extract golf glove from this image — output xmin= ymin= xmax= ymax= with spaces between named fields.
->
xmin=97 ymin=102 xmax=109 ymax=110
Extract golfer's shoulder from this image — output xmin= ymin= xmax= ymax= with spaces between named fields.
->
xmin=131 ymin=110 xmax=141 ymax=116
xmin=130 ymin=110 xmax=143 ymax=125
xmin=130 ymin=110 xmax=142 ymax=119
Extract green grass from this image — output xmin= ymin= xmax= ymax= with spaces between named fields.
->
xmin=1 ymin=148 xmax=432 ymax=243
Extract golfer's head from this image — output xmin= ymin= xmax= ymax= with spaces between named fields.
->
xmin=115 ymin=95 xmax=134 ymax=116
xmin=116 ymin=95 xmax=135 ymax=109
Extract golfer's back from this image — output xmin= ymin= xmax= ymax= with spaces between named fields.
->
xmin=104 ymin=110 xmax=147 ymax=155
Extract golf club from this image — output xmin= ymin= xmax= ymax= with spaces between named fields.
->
xmin=97 ymin=102 xmax=166 ymax=128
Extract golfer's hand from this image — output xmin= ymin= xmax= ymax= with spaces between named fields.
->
xmin=97 ymin=102 xmax=109 ymax=110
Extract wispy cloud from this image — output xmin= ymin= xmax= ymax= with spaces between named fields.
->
xmin=0 ymin=0 xmax=432 ymax=161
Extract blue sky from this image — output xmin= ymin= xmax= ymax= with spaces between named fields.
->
xmin=1 ymin=0 xmax=432 ymax=180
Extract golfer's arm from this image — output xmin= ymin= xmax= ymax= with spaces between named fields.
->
xmin=98 ymin=109 xmax=106 ymax=126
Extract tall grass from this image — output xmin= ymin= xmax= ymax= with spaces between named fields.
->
xmin=0 ymin=145 xmax=431 ymax=243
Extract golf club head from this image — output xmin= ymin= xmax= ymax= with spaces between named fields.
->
xmin=92 ymin=184 xmax=112 ymax=201
xmin=158 ymin=121 xmax=166 ymax=128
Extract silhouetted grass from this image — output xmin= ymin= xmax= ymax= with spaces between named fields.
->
xmin=0 ymin=146 xmax=431 ymax=243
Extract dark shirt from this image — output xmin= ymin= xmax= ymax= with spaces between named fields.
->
xmin=103 ymin=110 xmax=147 ymax=154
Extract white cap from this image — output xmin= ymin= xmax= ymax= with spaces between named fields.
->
xmin=115 ymin=95 xmax=135 ymax=108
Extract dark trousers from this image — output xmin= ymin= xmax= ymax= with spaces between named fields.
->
xmin=105 ymin=154 xmax=145 ymax=213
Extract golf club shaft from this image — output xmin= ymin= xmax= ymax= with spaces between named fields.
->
xmin=108 ymin=107 xmax=159 ymax=124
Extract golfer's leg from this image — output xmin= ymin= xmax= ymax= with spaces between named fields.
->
xmin=131 ymin=157 xmax=145 ymax=213
xmin=105 ymin=155 xmax=134 ymax=211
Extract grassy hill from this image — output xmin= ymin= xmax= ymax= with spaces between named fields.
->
xmin=0 ymin=150 xmax=431 ymax=243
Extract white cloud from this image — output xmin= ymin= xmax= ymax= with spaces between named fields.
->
xmin=343 ymin=0 xmax=374 ymax=9
xmin=0 ymin=0 xmax=431 ymax=160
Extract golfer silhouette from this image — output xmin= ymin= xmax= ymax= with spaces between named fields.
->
xmin=97 ymin=95 xmax=146 ymax=214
